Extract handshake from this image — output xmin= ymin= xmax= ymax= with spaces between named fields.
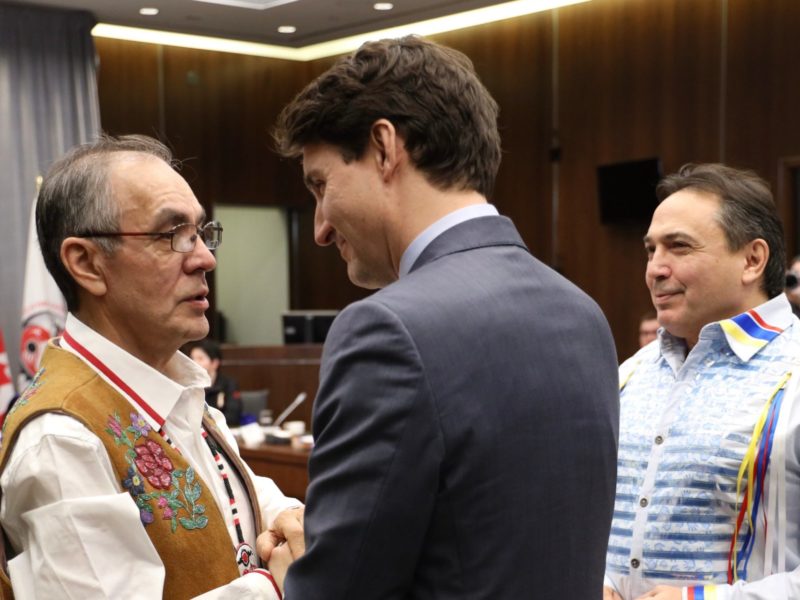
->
xmin=257 ymin=506 xmax=306 ymax=595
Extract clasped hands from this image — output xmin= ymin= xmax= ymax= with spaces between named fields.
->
xmin=257 ymin=507 xmax=305 ymax=594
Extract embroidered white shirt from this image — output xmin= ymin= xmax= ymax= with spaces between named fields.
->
xmin=0 ymin=314 xmax=299 ymax=599
xmin=606 ymin=295 xmax=800 ymax=600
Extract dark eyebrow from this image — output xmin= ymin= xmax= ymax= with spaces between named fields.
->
xmin=643 ymin=232 xmax=697 ymax=245
xmin=151 ymin=208 xmax=206 ymax=229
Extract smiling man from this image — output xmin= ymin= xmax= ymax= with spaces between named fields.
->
xmin=0 ymin=135 xmax=302 ymax=599
xmin=604 ymin=163 xmax=800 ymax=600
xmin=269 ymin=36 xmax=620 ymax=599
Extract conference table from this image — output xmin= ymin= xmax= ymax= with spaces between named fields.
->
xmin=240 ymin=443 xmax=311 ymax=502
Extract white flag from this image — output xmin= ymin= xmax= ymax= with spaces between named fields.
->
xmin=0 ymin=329 xmax=16 ymax=425
xmin=19 ymin=196 xmax=66 ymax=386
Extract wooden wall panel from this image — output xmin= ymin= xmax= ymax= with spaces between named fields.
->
xmin=161 ymin=46 xmax=309 ymax=209
xmin=96 ymin=40 xmax=311 ymax=210
xmin=95 ymin=38 xmax=161 ymax=137
xmin=219 ymin=344 xmax=322 ymax=427
xmin=557 ymin=0 xmax=722 ymax=358
xmin=725 ymin=0 xmax=800 ymax=257
xmin=432 ymin=13 xmax=553 ymax=261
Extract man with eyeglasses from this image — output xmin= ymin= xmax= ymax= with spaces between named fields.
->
xmin=0 ymin=135 xmax=302 ymax=599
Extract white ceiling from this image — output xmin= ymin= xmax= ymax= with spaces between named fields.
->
xmin=7 ymin=0 xmax=514 ymax=47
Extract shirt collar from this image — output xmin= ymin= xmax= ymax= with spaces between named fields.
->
xmin=60 ymin=313 xmax=210 ymax=432
xmin=398 ymin=203 xmax=499 ymax=277
xmin=716 ymin=294 xmax=794 ymax=361
xmin=659 ymin=294 xmax=794 ymax=364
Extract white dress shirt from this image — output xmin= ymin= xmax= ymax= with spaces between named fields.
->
xmin=0 ymin=314 xmax=299 ymax=599
xmin=606 ymin=295 xmax=800 ymax=600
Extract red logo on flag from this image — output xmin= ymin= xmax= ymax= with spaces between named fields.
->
xmin=20 ymin=325 xmax=50 ymax=378
xmin=0 ymin=334 xmax=10 ymax=388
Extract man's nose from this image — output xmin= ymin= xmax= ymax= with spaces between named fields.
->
xmin=314 ymin=206 xmax=334 ymax=247
xmin=646 ymin=250 xmax=670 ymax=281
xmin=187 ymin=236 xmax=217 ymax=272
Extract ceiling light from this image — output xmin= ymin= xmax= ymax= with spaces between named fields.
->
xmin=374 ymin=2 xmax=394 ymax=9
xmin=192 ymin=0 xmax=299 ymax=9
xmin=139 ymin=7 xmax=159 ymax=16
xmin=94 ymin=0 xmax=593 ymax=61
xmin=278 ymin=25 xmax=297 ymax=34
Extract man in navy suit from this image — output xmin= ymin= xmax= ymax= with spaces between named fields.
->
xmin=264 ymin=35 xmax=620 ymax=599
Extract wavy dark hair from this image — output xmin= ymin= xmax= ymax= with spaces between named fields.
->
xmin=274 ymin=35 xmax=502 ymax=198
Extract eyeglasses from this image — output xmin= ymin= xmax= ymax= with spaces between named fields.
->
xmin=78 ymin=221 xmax=223 ymax=253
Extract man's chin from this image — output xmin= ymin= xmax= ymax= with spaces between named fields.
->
xmin=184 ymin=318 xmax=210 ymax=343
xmin=347 ymin=266 xmax=384 ymax=290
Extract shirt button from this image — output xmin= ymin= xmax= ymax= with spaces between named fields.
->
xmin=640 ymin=497 xmax=649 ymax=508
xmin=655 ymin=435 xmax=664 ymax=445
xmin=631 ymin=558 xmax=640 ymax=569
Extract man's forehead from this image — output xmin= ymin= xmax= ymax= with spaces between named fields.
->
xmin=151 ymin=205 xmax=206 ymax=225
xmin=109 ymin=155 xmax=204 ymax=225
xmin=644 ymin=197 xmax=722 ymax=243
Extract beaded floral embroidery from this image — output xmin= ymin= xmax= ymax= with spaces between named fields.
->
xmin=106 ymin=411 xmax=209 ymax=531
xmin=1 ymin=368 xmax=45 ymax=442
xmin=11 ymin=367 xmax=44 ymax=411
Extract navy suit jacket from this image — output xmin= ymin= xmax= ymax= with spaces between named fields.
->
xmin=285 ymin=215 xmax=619 ymax=599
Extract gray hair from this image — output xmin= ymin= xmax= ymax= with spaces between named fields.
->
xmin=36 ymin=134 xmax=175 ymax=311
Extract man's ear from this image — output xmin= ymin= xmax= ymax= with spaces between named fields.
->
xmin=60 ymin=237 xmax=109 ymax=299
xmin=741 ymin=238 xmax=769 ymax=286
xmin=368 ymin=118 xmax=405 ymax=182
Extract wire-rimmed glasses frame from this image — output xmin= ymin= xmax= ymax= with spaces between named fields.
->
xmin=78 ymin=221 xmax=223 ymax=253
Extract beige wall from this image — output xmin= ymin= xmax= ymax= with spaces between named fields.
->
xmin=214 ymin=205 xmax=289 ymax=344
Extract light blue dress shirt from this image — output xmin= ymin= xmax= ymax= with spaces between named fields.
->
xmin=398 ymin=203 xmax=499 ymax=278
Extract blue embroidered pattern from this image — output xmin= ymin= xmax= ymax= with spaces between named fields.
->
xmin=607 ymin=314 xmax=800 ymax=586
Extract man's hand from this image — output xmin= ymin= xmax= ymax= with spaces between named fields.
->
xmin=604 ymin=585 xmax=624 ymax=600
xmin=257 ymin=507 xmax=305 ymax=562
xmin=268 ymin=542 xmax=294 ymax=595
xmin=635 ymin=585 xmax=682 ymax=600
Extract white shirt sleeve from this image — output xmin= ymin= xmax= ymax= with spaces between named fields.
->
xmin=0 ymin=414 xmax=280 ymax=599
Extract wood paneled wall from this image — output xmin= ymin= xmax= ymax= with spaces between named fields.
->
xmin=219 ymin=344 xmax=322 ymax=427
xmin=95 ymin=0 xmax=800 ymax=360
xmin=96 ymin=37 xmax=309 ymax=211
xmin=726 ymin=0 xmax=800 ymax=257
xmin=554 ymin=0 xmax=723 ymax=356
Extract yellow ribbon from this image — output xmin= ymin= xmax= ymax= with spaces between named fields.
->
xmin=730 ymin=371 xmax=791 ymax=580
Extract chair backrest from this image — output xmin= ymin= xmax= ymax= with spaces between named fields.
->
xmin=240 ymin=389 xmax=269 ymax=419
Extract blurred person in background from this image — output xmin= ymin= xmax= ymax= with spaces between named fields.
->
xmin=638 ymin=311 xmax=660 ymax=347
xmin=186 ymin=338 xmax=242 ymax=426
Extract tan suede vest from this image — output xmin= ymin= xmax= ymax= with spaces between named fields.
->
xmin=0 ymin=343 xmax=263 ymax=599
